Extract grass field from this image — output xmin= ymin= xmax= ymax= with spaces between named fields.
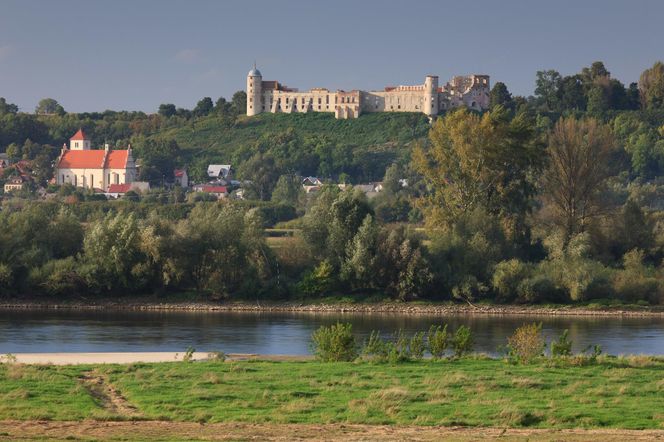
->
xmin=1 ymin=358 xmax=664 ymax=430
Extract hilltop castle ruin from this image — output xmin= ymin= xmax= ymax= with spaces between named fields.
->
xmin=246 ymin=66 xmax=490 ymax=119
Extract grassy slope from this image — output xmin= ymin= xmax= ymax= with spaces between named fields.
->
xmin=1 ymin=358 xmax=664 ymax=428
xmin=154 ymin=112 xmax=428 ymax=163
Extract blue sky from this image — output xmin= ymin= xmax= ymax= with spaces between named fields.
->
xmin=1 ymin=0 xmax=662 ymax=113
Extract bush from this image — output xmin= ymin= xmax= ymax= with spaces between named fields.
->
xmin=311 ymin=323 xmax=358 ymax=362
xmin=409 ymin=331 xmax=425 ymax=360
xmin=550 ymin=329 xmax=572 ymax=357
xmin=387 ymin=330 xmax=411 ymax=363
xmin=507 ymin=323 xmax=546 ymax=363
xmin=362 ymin=331 xmax=389 ymax=362
xmin=296 ymin=260 xmax=336 ymax=297
xmin=492 ymin=259 xmax=532 ymax=303
xmin=452 ymin=326 xmax=474 ymax=358
xmin=427 ymin=325 xmax=449 ymax=359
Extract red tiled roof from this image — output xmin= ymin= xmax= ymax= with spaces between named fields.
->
xmin=56 ymin=149 xmax=129 ymax=169
xmin=107 ymin=184 xmax=131 ymax=193
xmin=174 ymin=169 xmax=185 ymax=177
xmin=105 ymin=150 xmax=129 ymax=169
xmin=70 ymin=129 xmax=89 ymax=141
xmin=57 ymin=150 xmax=105 ymax=169
xmin=202 ymin=186 xmax=227 ymax=193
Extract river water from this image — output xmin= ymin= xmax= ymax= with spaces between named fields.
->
xmin=1 ymin=309 xmax=663 ymax=356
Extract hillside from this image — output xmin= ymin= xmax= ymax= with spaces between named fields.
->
xmin=148 ymin=112 xmax=430 ymax=182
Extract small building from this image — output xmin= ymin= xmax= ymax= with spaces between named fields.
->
xmin=302 ymin=176 xmax=323 ymax=193
xmin=174 ymin=169 xmax=188 ymax=188
xmin=193 ymin=184 xmax=228 ymax=199
xmin=105 ymin=181 xmax=150 ymax=199
xmin=207 ymin=164 xmax=233 ymax=180
xmin=0 ymin=153 xmax=9 ymax=169
xmin=3 ymin=175 xmax=28 ymax=193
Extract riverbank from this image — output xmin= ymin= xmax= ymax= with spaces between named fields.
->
xmin=1 ymin=358 xmax=663 ymax=431
xmin=1 ymin=296 xmax=664 ymax=317
xmin=6 ymin=352 xmax=313 ymax=365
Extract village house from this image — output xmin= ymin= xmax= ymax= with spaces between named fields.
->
xmin=302 ymin=176 xmax=323 ymax=193
xmin=0 ymin=153 xmax=9 ymax=169
xmin=55 ymin=129 xmax=137 ymax=191
xmin=105 ymin=181 xmax=150 ymax=199
xmin=3 ymin=175 xmax=29 ymax=193
xmin=193 ymin=183 xmax=228 ymax=199
xmin=174 ymin=169 xmax=188 ymax=188
xmin=207 ymin=164 xmax=233 ymax=181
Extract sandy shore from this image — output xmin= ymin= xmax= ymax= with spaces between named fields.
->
xmin=1 ymin=299 xmax=664 ymax=317
xmin=5 ymin=352 xmax=312 ymax=365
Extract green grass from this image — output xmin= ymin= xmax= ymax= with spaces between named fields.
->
xmin=2 ymin=358 xmax=664 ymax=428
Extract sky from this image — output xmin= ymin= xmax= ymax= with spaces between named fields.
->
xmin=0 ymin=0 xmax=663 ymax=113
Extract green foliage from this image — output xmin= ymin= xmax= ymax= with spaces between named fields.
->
xmin=550 ymin=330 xmax=573 ymax=357
xmin=409 ymin=331 xmax=425 ymax=360
xmin=427 ymin=325 xmax=449 ymax=359
xmin=639 ymin=61 xmax=664 ymax=110
xmin=452 ymin=326 xmax=474 ymax=358
xmin=297 ymin=260 xmax=336 ymax=297
xmin=310 ymin=323 xmax=358 ymax=362
xmin=507 ymin=323 xmax=546 ymax=363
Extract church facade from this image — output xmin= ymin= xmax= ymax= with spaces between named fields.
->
xmin=246 ymin=67 xmax=490 ymax=119
xmin=55 ymin=129 xmax=137 ymax=191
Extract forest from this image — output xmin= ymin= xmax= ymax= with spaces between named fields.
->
xmin=1 ymin=60 xmax=664 ymax=305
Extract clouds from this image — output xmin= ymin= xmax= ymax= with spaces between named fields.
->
xmin=0 ymin=44 xmax=14 ymax=61
xmin=174 ymin=48 xmax=201 ymax=63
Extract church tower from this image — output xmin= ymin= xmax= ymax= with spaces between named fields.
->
xmin=69 ymin=128 xmax=91 ymax=150
xmin=247 ymin=64 xmax=262 ymax=116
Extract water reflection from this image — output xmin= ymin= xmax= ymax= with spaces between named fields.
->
xmin=0 ymin=310 xmax=663 ymax=355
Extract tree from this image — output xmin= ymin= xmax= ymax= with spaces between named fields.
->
xmin=133 ymin=138 xmax=181 ymax=185
xmin=534 ymin=70 xmax=562 ymax=111
xmin=215 ymin=96 xmax=231 ymax=115
xmin=271 ymin=174 xmax=304 ymax=207
xmin=5 ymin=143 xmax=20 ymax=160
xmin=231 ymin=91 xmax=247 ymax=115
xmin=239 ymin=152 xmax=280 ymax=200
xmin=559 ymin=75 xmax=586 ymax=111
xmin=412 ymin=107 xmax=543 ymax=239
xmin=382 ymin=163 xmax=401 ymax=195
xmin=193 ymin=97 xmax=214 ymax=117
xmin=639 ymin=61 xmax=664 ymax=110
xmin=0 ymin=97 xmax=18 ymax=115
xmin=542 ymin=117 xmax=615 ymax=240
xmin=35 ymin=98 xmax=64 ymax=115
xmin=587 ymin=84 xmax=609 ymax=114
xmin=157 ymin=103 xmax=177 ymax=117
xmin=489 ymin=82 xmax=513 ymax=110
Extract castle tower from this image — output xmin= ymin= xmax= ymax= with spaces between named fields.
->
xmin=246 ymin=64 xmax=262 ymax=116
xmin=423 ymin=75 xmax=439 ymax=117
xmin=69 ymin=128 xmax=91 ymax=150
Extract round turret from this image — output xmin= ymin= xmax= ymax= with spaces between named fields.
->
xmin=247 ymin=65 xmax=262 ymax=116
xmin=423 ymin=75 xmax=439 ymax=117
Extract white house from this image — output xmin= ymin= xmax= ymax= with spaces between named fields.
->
xmin=207 ymin=164 xmax=233 ymax=180
xmin=174 ymin=168 xmax=188 ymax=187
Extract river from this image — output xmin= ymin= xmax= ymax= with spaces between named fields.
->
xmin=1 ymin=309 xmax=663 ymax=355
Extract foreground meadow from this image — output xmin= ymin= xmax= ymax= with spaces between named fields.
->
xmin=1 ymin=358 xmax=664 ymax=430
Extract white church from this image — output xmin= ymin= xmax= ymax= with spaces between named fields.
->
xmin=55 ymin=129 xmax=137 ymax=191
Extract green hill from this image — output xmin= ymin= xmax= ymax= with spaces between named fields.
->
xmin=149 ymin=112 xmax=430 ymax=182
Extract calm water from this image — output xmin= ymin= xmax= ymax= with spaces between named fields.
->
xmin=1 ymin=309 xmax=664 ymax=355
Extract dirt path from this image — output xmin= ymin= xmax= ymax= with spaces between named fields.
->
xmin=79 ymin=370 xmax=141 ymax=418
xmin=1 ymin=421 xmax=664 ymax=441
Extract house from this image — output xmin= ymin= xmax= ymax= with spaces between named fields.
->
xmin=207 ymin=164 xmax=233 ymax=180
xmin=193 ymin=184 xmax=228 ymax=199
xmin=55 ymin=129 xmax=137 ymax=191
xmin=302 ymin=176 xmax=323 ymax=193
xmin=0 ymin=153 xmax=8 ymax=169
xmin=3 ymin=175 xmax=28 ymax=193
xmin=174 ymin=169 xmax=188 ymax=188
xmin=105 ymin=181 xmax=150 ymax=199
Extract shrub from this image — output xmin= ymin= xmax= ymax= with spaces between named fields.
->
xmin=297 ymin=260 xmax=336 ymax=297
xmin=492 ymin=259 xmax=532 ymax=303
xmin=362 ymin=331 xmax=389 ymax=362
xmin=427 ymin=324 xmax=449 ymax=359
xmin=387 ymin=330 xmax=411 ymax=364
xmin=311 ymin=323 xmax=358 ymax=362
xmin=452 ymin=326 xmax=474 ymax=358
xmin=409 ymin=331 xmax=425 ymax=360
xmin=183 ymin=346 xmax=196 ymax=362
xmin=550 ymin=329 xmax=572 ymax=357
xmin=507 ymin=323 xmax=546 ymax=363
